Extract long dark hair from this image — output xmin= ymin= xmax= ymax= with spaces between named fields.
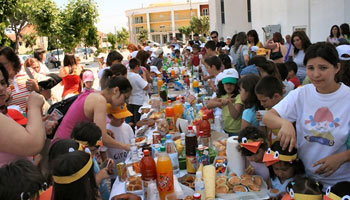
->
xmin=247 ymin=30 xmax=260 ymax=45
xmin=238 ymin=74 xmax=262 ymax=110
xmin=136 ymin=50 xmax=150 ymax=70
xmin=234 ymin=32 xmax=248 ymax=53
xmin=0 ymin=63 xmax=9 ymax=86
xmin=100 ymin=68 xmax=132 ymax=93
xmin=52 ymin=151 xmax=98 ymax=200
xmin=0 ymin=46 xmax=21 ymax=74
xmin=273 ymin=32 xmax=284 ymax=44
xmin=336 ymin=60 xmax=350 ymax=86
xmin=291 ymin=31 xmax=312 ymax=54
xmin=330 ymin=25 xmax=340 ymax=38
xmin=340 ymin=23 xmax=350 ymax=39
xmin=229 ymin=33 xmax=238 ymax=48
xmin=63 ymin=53 xmax=77 ymax=74
xmin=34 ymin=48 xmax=46 ymax=62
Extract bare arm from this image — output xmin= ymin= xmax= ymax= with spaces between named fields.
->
xmin=207 ymin=98 xmax=222 ymax=109
xmin=227 ymin=100 xmax=244 ymax=119
xmin=241 ymin=119 xmax=251 ymax=130
xmin=0 ymin=92 xmax=45 ymax=156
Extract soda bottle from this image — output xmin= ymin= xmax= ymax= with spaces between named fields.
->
xmin=156 ymin=146 xmax=174 ymax=200
xmin=186 ymin=125 xmax=198 ymax=174
xmin=141 ymin=150 xmax=158 ymax=199
xmin=199 ymin=115 xmax=211 ymax=140
xmin=165 ymin=100 xmax=175 ymax=131
xmin=193 ymin=78 xmax=199 ymax=93
xmin=165 ymin=134 xmax=179 ymax=174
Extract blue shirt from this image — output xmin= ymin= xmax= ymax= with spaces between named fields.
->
xmin=93 ymin=158 xmax=110 ymax=200
xmin=242 ymin=106 xmax=259 ymax=127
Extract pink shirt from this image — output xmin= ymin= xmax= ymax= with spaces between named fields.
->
xmin=0 ymin=152 xmax=31 ymax=167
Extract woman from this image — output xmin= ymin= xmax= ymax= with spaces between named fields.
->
xmin=127 ymin=43 xmax=139 ymax=60
xmin=291 ymin=31 xmax=312 ymax=82
xmin=24 ymin=58 xmax=41 ymax=73
xmin=340 ymin=23 xmax=350 ymax=43
xmin=264 ymin=32 xmax=287 ymax=63
xmin=263 ymin=42 xmax=350 ymax=190
xmin=54 ymin=70 xmax=132 ymax=151
xmin=136 ymin=50 xmax=152 ymax=84
xmin=327 ymin=25 xmax=340 ymax=45
xmin=34 ymin=48 xmax=50 ymax=75
xmin=247 ymin=29 xmax=263 ymax=48
xmin=59 ymin=54 xmax=83 ymax=99
xmin=97 ymin=50 xmax=123 ymax=83
xmin=229 ymin=32 xmax=249 ymax=72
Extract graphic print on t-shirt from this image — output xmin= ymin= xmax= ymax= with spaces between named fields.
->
xmin=304 ymin=107 xmax=340 ymax=146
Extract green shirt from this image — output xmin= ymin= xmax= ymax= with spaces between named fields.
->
xmin=221 ymin=94 xmax=243 ymax=133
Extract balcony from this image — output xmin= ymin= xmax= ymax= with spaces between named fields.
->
xmin=174 ymin=14 xmax=191 ymax=21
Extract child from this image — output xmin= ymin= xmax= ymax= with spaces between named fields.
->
xmin=285 ymin=61 xmax=300 ymax=89
xmin=191 ymin=44 xmax=201 ymax=68
xmin=276 ymin=63 xmax=294 ymax=95
xmin=282 ymin=176 xmax=323 ymax=200
xmin=238 ymin=126 xmax=270 ymax=183
xmin=207 ymin=68 xmax=243 ymax=136
xmin=150 ymin=65 xmax=161 ymax=94
xmin=82 ymin=70 xmax=95 ymax=92
xmin=324 ymin=181 xmax=350 ymax=199
xmin=71 ymin=121 xmax=112 ymax=200
xmin=105 ymin=103 xmax=134 ymax=185
xmin=255 ymin=76 xmax=284 ymax=145
xmin=238 ymin=74 xmax=263 ymax=129
xmin=52 ymin=151 xmax=99 ymax=200
xmin=263 ymin=141 xmax=305 ymax=198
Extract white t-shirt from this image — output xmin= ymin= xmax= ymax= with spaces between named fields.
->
xmin=128 ymin=71 xmax=148 ymax=105
xmin=39 ymin=62 xmax=50 ymax=75
xmin=273 ymin=83 xmax=350 ymax=189
xmin=105 ymin=123 xmax=134 ymax=178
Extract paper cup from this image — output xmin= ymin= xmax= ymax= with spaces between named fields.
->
xmin=258 ymin=110 xmax=268 ymax=126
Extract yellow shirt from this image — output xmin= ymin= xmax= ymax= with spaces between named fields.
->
xmin=222 ymin=94 xmax=243 ymax=133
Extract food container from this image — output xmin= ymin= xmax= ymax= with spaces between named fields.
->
xmin=125 ymin=175 xmax=143 ymax=196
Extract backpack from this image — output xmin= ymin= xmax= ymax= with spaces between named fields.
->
xmin=47 ymin=95 xmax=79 ymax=139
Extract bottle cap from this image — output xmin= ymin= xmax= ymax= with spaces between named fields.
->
xmin=188 ymin=125 xmax=193 ymax=130
xmin=193 ymin=193 xmax=201 ymax=199
xmin=160 ymin=146 xmax=166 ymax=152
xmin=199 ymin=131 xmax=204 ymax=136
xmin=143 ymin=150 xmax=150 ymax=156
xmin=166 ymin=134 xmax=172 ymax=140
xmin=203 ymin=115 xmax=208 ymax=120
xmin=168 ymin=100 xmax=172 ymax=103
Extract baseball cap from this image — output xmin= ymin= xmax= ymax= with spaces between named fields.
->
xmin=257 ymin=48 xmax=267 ymax=56
xmin=7 ymin=109 xmax=27 ymax=125
xmin=186 ymin=46 xmax=193 ymax=52
xmin=107 ymin=103 xmax=133 ymax=119
xmin=240 ymin=64 xmax=260 ymax=76
xmin=82 ymin=71 xmax=94 ymax=82
xmin=336 ymin=44 xmax=350 ymax=61
xmin=226 ymin=36 xmax=231 ymax=40
xmin=150 ymin=66 xmax=161 ymax=74
xmin=154 ymin=48 xmax=163 ymax=58
xmin=221 ymin=68 xmax=239 ymax=84
xmin=251 ymin=46 xmax=259 ymax=53
xmin=222 ymin=46 xmax=230 ymax=51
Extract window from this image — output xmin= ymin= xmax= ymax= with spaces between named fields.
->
xmin=135 ymin=16 xmax=144 ymax=24
xmin=247 ymin=0 xmax=251 ymax=22
xmin=202 ymin=8 xmax=209 ymax=16
xmin=160 ymin=25 xmax=165 ymax=29
xmin=136 ymin=26 xmax=144 ymax=34
xmin=220 ymin=0 xmax=225 ymax=24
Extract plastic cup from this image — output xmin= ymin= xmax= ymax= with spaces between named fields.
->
xmin=258 ymin=110 xmax=268 ymax=126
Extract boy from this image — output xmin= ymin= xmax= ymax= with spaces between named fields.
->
xmin=285 ymin=61 xmax=300 ymax=89
xmin=71 ymin=121 xmax=112 ymax=200
xmin=105 ymin=103 xmax=134 ymax=184
xmin=127 ymin=58 xmax=149 ymax=126
xmin=255 ymin=76 xmax=284 ymax=145
xmin=204 ymin=55 xmax=223 ymax=91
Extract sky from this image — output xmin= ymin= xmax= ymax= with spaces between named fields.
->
xmin=54 ymin=0 xmax=204 ymax=34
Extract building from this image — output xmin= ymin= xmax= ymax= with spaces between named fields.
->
xmin=6 ymin=25 xmax=48 ymax=55
xmin=209 ymin=0 xmax=252 ymax=39
xmin=209 ymin=0 xmax=350 ymax=43
xmin=251 ymin=0 xmax=350 ymax=43
xmin=125 ymin=1 xmax=209 ymax=45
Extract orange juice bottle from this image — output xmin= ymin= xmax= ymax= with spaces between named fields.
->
xmin=165 ymin=100 xmax=175 ymax=131
xmin=157 ymin=146 xmax=174 ymax=200
xmin=193 ymin=78 xmax=199 ymax=93
xmin=174 ymin=102 xmax=184 ymax=119
xmin=157 ymin=79 xmax=163 ymax=94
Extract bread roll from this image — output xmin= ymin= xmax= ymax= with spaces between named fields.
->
xmin=203 ymin=165 xmax=216 ymax=200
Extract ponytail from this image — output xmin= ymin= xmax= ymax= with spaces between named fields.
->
xmin=100 ymin=69 xmax=132 ymax=93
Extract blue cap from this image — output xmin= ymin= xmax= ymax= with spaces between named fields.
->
xmin=240 ymin=64 xmax=260 ymax=76
xmin=166 ymin=134 xmax=172 ymax=140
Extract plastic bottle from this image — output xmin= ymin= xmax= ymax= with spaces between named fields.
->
xmin=193 ymin=193 xmax=202 ymax=199
xmin=165 ymin=134 xmax=179 ymax=174
xmin=194 ymin=171 xmax=205 ymax=199
xmin=156 ymin=146 xmax=174 ymax=200
xmin=125 ymin=139 xmax=141 ymax=178
xmin=165 ymin=100 xmax=175 ymax=131
xmin=141 ymin=150 xmax=158 ymax=199
xmin=198 ymin=115 xmax=211 ymax=143
xmin=186 ymin=125 xmax=198 ymax=174
xmin=193 ymin=77 xmax=199 ymax=93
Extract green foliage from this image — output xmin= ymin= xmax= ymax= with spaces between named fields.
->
xmin=0 ymin=0 xmax=17 ymax=43
xmin=107 ymin=33 xmax=117 ymax=50
xmin=137 ymin=29 xmax=148 ymax=44
xmin=23 ymin=33 xmax=37 ymax=50
xmin=85 ymin=25 xmax=99 ymax=48
xmin=116 ymin=27 xmax=129 ymax=49
xmin=178 ymin=26 xmax=192 ymax=41
xmin=190 ymin=16 xmax=210 ymax=36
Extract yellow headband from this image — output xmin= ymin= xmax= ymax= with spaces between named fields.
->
xmin=294 ymin=193 xmax=322 ymax=200
xmin=328 ymin=192 xmax=342 ymax=200
xmin=271 ymin=150 xmax=297 ymax=162
xmin=53 ymin=156 xmax=93 ymax=184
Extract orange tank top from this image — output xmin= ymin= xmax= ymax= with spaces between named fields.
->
xmin=62 ymin=74 xmax=81 ymax=98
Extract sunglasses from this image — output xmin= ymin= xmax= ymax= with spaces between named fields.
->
xmin=211 ymin=36 xmax=217 ymax=39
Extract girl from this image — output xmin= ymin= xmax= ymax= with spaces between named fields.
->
xmin=282 ymin=176 xmax=323 ymax=200
xmin=291 ymin=31 xmax=312 ymax=82
xmin=238 ymin=126 xmax=270 ymax=183
xmin=52 ymin=151 xmax=99 ymax=200
xmin=81 ymin=70 xmax=95 ymax=92
xmin=263 ymin=141 xmax=305 ymax=197
xmin=59 ymin=53 xmax=83 ymax=99
xmin=229 ymin=32 xmax=249 ymax=72
xmin=265 ymin=32 xmax=288 ymax=63
xmin=207 ymin=68 xmax=243 ymax=136
xmin=327 ymin=25 xmax=341 ymax=45
xmin=238 ymin=74 xmax=263 ymax=129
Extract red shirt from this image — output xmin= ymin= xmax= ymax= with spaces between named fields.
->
xmin=289 ymin=77 xmax=301 ymax=88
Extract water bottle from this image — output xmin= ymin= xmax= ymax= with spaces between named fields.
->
xmin=165 ymin=134 xmax=180 ymax=174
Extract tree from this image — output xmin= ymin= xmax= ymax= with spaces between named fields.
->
xmin=178 ymin=26 xmax=192 ymax=41
xmin=116 ymin=27 xmax=129 ymax=49
xmin=107 ymin=33 xmax=117 ymax=50
xmin=0 ymin=0 xmax=17 ymax=45
xmin=137 ymin=29 xmax=148 ymax=44
xmin=190 ymin=16 xmax=210 ymax=36
xmin=23 ymin=33 xmax=37 ymax=51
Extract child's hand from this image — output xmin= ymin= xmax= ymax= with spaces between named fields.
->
xmin=313 ymin=152 xmax=345 ymax=177
xmin=256 ymin=111 xmax=263 ymax=121
xmin=220 ymin=98 xmax=229 ymax=106
xmin=106 ymin=159 xmax=115 ymax=175
xmin=278 ymin=120 xmax=297 ymax=152
xmin=245 ymin=165 xmax=255 ymax=175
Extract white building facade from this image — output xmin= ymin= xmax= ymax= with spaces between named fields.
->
xmin=209 ymin=0 xmax=350 ymax=43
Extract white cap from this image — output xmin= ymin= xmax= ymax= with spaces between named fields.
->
xmin=144 ymin=46 xmax=152 ymax=52
xmin=200 ymin=43 xmax=205 ymax=48
xmin=154 ymin=48 xmax=163 ymax=58
xmin=222 ymin=45 xmax=230 ymax=50
xmin=336 ymin=44 xmax=350 ymax=61
xmin=98 ymin=53 xmax=107 ymax=58
xmin=251 ymin=46 xmax=259 ymax=53
xmin=226 ymin=36 xmax=231 ymax=40
xmin=186 ymin=46 xmax=193 ymax=52
xmin=150 ymin=66 xmax=161 ymax=74
xmin=131 ymin=51 xmax=138 ymax=58
xmin=220 ymin=68 xmax=239 ymax=84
